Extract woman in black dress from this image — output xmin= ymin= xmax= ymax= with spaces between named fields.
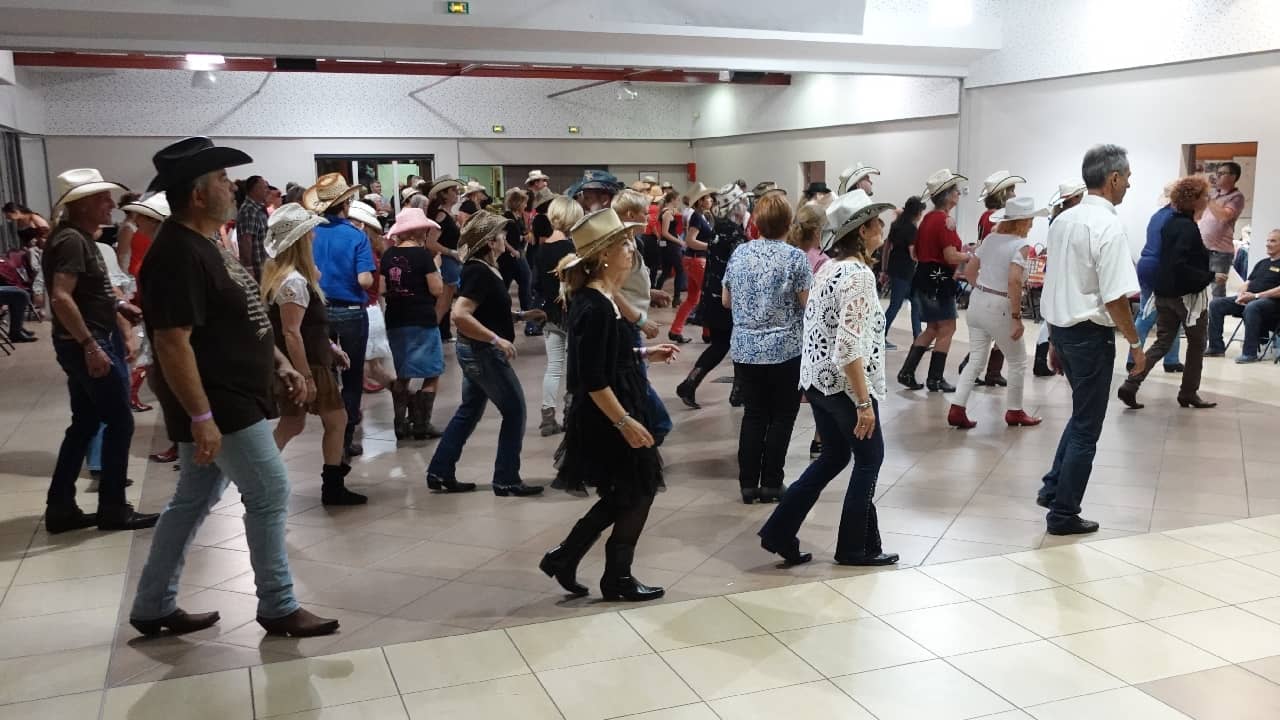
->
xmin=539 ymin=208 xmax=680 ymax=602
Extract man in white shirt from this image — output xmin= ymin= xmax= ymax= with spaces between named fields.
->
xmin=1036 ymin=144 xmax=1143 ymax=536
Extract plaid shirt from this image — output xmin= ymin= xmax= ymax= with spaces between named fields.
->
xmin=235 ymin=198 xmax=269 ymax=281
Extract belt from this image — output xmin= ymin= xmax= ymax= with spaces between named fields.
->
xmin=976 ymin=285 xmax=1008 ymax=298
xmin=326 ymin=302 xmax=365 ymax=310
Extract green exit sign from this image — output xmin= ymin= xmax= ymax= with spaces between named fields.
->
xmin=446 ymin=1 xmax=469 ymax=14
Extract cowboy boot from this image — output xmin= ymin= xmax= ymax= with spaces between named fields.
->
xmin=675 ymin=366 xmax=709 ymax=409
xmin=983 ymin=347 xmax=1008 ymax=386
xmin=321 ymin=464 xmax=367 ymax=506
xmin=539 ymin=407 xmax=562 ymax=437
xmin=413 ymin=390 xmax=443 ymax=440
xmin=947 ymin=404 xmax=977 ymax=429
xmin=897 ymin=345 xmax=927 ymax=390
xmin=600 ymin=543 xmax=664 ymax=602
xmin=392 ymin=386 xmax=411 ymax=441
xmin=926 ymin=351 xmax=956 ymax=393
xmin=729 ymin=375 xmax=743 ymax=408
xmin=1033 ymin=342 xmax=1054 ymax=377
xmin=130 ymin=366 xmax=152 ymax=412
xmin=539 ymin=517 xmax=604 ymax=596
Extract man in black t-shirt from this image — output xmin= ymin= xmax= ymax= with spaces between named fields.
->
xmin=1207 ymin=229 xmax=1280 ymax=362
xmin=128 ymin=137 xmax=338 ymax=640
xmin=43 ymin=168 xmax=159 ymax=535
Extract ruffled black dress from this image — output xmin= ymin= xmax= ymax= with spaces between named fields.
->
xmin=556 ymin=287 xmax=663 ymax=504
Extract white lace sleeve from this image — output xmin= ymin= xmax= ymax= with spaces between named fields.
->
xmin=276 ymin=273 xmax=310 ymax=308
xmin=833 ymin=268 xmax=876 ymax=371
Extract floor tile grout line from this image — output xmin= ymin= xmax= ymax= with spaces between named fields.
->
xmin=499 ymin=625 xmax=569 ymax=720
xmin=378 ymin=645 xmax=416 ymax=720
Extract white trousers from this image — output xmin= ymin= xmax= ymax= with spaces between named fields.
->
xmin=542 ymin=323 xmax=568 ymax=410
xmin=955 ymin=290 xmax=1028 ymax=410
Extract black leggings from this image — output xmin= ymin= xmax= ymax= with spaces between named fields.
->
xmin=655 ymin=243 xmax=686 ymax=294
xmin=694 ymin=326 xmax=731 ymax=373
xmin=575 ymin=493 xmax=655 ymax=551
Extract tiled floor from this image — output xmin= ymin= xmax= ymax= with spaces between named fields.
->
xmin=2 ymin=303 xmax=1280 ymax=718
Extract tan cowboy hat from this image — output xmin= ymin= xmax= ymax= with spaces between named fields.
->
xmin=400 ymin=186 xmax=422 ymax=203
xmin=53 ymin=168 xmax=129 ymax=209
xmin=525 ymin=169 xmax=550 ymax=185
xmin=457 ymin=209 xmax=510 ymax=259
xmin=302 ymin=173 xmax=362 ymax=213
xmin=347 ymin=200 xmax=381 ymax=232
xmin=531 ymin=186 xmax=556 ymax=211
xmin=686 ymin=182 xmax=716 ymax=205
xmin=264 ymin=203 xmax=327 ymax=258
xmin=751 ymin=181 xmax=777 ymax=197
xmin=989 ymin=196 xmax=1050 ymax=223
xmin=922 ymin=169 xmax=968 ymax=198
xmin=1048 ymin=180 xmax=1087 ymax=207
xmin=464 ymin=180 xmax=490 ymax=198
xmin=629 ymin=180 xmax=650 ymax=193
xmin=978 ymin=170 xmax=1026 ymax=201
xmin=824 ymin=190 xmax=895 ymax=251
xmin=119 ymin=192 xmax=170 ymax=222
xmin=427 ymin=175 xmax=465 ymax=199
xmin=837 ymin=163 xmax=880 ymax=194
xmin=561 ymin=208 xmax=644 ymax=269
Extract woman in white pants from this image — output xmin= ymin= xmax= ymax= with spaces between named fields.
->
xmin=535 ymin=196 xmax=585 ymax=435
xmin=947 ymin=196 xmax=1046 ymax=429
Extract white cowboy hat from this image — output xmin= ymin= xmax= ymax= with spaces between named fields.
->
xmin=464 ymin=180 xmax=490 ymax=198
xmin=837 ymin=163 xmax=881 ymax=194
xmin=348 ymin=200 xmax=381 ymax=232
xmin=426 ymin=175 xmax=465 ymax=199
xmin=824 ymin=190 xmax=895 ymax=251
xmin=989 ymin=195 xmax=1050 ymax=223
xmin=53 ymin=168 xmax=129 ymax=209
xmin=922 ymin=169 xmax=968 ymax=199
xmin=264 ymin=203 xmax=327 ymax=258
xmin=119 ymin=192 xmax=170 ymax=222
xmin=302 ymin=173 xmax=362 ymax=214
xmin=716 ymin=183 xmax=747 ymax=210
xmin=525 ymin=169 xmax=550 ymax=184
xmin=978 ymin=170 xmax=1026 ymax=201
xmin=640 ymin=175 xmax=658 ymax=186
xmin=1048 ymin=180 xmax=1087 ymax=207
xmin=560 ymin=208 xmax=644 ymax=269
xmin=686 ymin=182 xmax=716 ymax=205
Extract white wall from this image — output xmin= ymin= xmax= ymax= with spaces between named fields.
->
xmin=692 ymin=116 xmax=960 ymax=205
xmin=960 ymin=52 xmax=1280 ymax=265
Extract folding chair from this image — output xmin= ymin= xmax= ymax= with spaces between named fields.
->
xmin=0 ymin=307 xmax=14 ymax=356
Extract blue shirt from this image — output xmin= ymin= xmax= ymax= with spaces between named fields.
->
xmin=312 ymin=217 xmax=375 ymax=305
xmin=1138 ymin=205 xmax=1174 ymax=291
xmin=724 ymin=239 xmax=812 ymax=364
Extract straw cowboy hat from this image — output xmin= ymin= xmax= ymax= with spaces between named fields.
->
xmin=457 ymin=209 xmax=510 ymax=260
xmin=1048 ymin=180 xmax=1087 ymax=207
xmin=53 ymin=169 xmax=129 ymax=209
xmin=837 ymin=163 xmax=881 ymax=194
xmin=119 ymin=192 xmax=170 ymax=222
xmin=751 ymin=181 xmax=778 ymax=197
xmin=978 ymin=170 xmax=1026 ymax=201
xmin=531 ymin=187 xmax=557 ymax=211
xmin=464 ymin=180 xmax=490 ymax=199
xmin=303 ymin=173 xmax=362 ymax=214
xmin=426 ymin=175 xmax=465 ymax=199
xmin=686 ymin=182 xmax=716 ymax=205
xmin=525 ymin=169 xmax=550 ymax=185
xmin=146 ymin=136 xmax=252 ymax=193
xmin=989 ymin=196 xmax=1050 ymax=223
xmin=264 ymin=203 xmax=327 ymax=258
xmin=629 ymin=180 xmax=651 ymax=193
xmin=824 ymin=189 xmax=895 ymax=252
xmin=400 ymin=186 xmax=422 ymax=203
xmin=386 ymin=207 xmax=441 ymax=238
xmin=561 ymin=208 xmax=644 ymax=269
xmin=347 ymin=200 xmax=381 ymax=232
xmin=922 ymin=169 xmax=968 ymax=198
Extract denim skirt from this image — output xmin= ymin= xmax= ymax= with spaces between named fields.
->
xmin=387 ymin=325 xmax=445 ymax=379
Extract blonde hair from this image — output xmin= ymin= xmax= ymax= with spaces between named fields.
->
xmin=504 ymin=187 xmax=528 ymax=214
xmin=260 ymin=231 xmax=325 ymax=304
xmin=547 ymin=196 xmax=584 ymax=233
xmin=787 ymin=204 xmax=825 ymax=250
xmin=611 ymin=189 xmax=648 ymax=220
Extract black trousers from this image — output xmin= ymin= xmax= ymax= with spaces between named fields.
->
xmin=694 ymin=325 xmax=731 ymax=373
xmin=735 ymin=357 xmax=803 ymax=490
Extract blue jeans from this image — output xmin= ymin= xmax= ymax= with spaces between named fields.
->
xmin=326 ymin=305 xmax=369 ymax=446
xmin=428 ymin=340 xmax=526 ymax=488
xmin=0 ymin=285 xmax=31 ymax=336
xmin=633 ymin=326 xmax=672 ymax=444
xmin=131 ymin=420 xmax=297 ymax=620
xmin=1133 ymin=288 xmax=1179 ymax=365
xmin=50 ymin=331 xmax=133 ymax=509
xmin=1039 ymin=322 xmax=1115 ymax=524
xmin=1208 ymin=296 xmax=1280 ymax=356
xmin=86 ymin=423 xmax=107 ymax=472
xmin=883 ymin=275 xmax=921 ymax=339
xmin=760 ymin=393 xmax=883 ymax=560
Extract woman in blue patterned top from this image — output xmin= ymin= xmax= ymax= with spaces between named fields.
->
xmin=722 ymin=192 xmax=813 ymax=504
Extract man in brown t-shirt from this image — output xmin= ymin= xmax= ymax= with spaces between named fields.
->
xmin=43 ymin=169 xmax=159 ymax=534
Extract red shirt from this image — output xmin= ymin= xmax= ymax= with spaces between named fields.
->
xmin=644 ymin=203 xmax=661 ymax=235
xmin=128 ymin=229 xmax=153 ymax=278
xmin=977 ymin=209 xmax=996 ymax=241
xmin=915 ymin=210 xmax=962 ymax=268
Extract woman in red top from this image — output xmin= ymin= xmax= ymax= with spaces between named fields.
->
xmin=898 ymin=169 xmax=972 ymax=392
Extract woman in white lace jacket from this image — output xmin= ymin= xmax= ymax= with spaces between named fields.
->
xmin=758 ymin=190 xmax=899 ymax=568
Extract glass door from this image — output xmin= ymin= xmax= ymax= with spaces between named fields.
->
xmin=314 ymin=155 xmax=436 ymax=214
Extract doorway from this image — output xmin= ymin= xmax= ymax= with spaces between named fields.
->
xmin=800 ymin=161 xmax=826 ymax=196
xmin=459 ymin=165 xmax=504 ymax=203
xmin=313 ymin=155 xmax=435 ymax=213
xmin=1182 ymin=141 xmax=1257 ymax=277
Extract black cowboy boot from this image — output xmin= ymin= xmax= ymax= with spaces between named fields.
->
xmin=897 ymin=345 xmax=927 ymax=390
xmin=539 ymin=517 xmax=603 ymax=596
xmin=392 ymin=386 xmax=411 ymax=441
xmin=600 ymin=544 xmax=664 ymax=602
xmin=926 ymin=351 xmax=956 ymax=393
xmin=676 ymin=366 xmax=709 ymax=409
xmin=413 ymin=390 xmax=443 ymax=440
xmin=1033 ymin=342 xmax=1053 ymax=377
xmin=321 ymin=464 xmax=367 ymax=506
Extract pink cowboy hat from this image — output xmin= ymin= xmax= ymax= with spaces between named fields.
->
xmin=386 ymin=207 xmax=440 ymax=238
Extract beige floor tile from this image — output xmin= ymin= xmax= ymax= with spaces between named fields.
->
xmin=0 ymin=572 xmax=125 ymax=618
xmin=507 ymin=611 xmax=651 ymax=671
xmin=1163 ymin=521 xmax=1280 ymax=556
xmin=383 ymin=628 xmax=529 ymax=695
xmin=1139 ymin=665 xmax=1280 ymax=720
xmin=0 ymin=645 xmax=110 ymax=705
xmin=402 ymin=674 xmax=561 ymax=720
xmin=1051 ymin=622 xmax=1228 ymax=684
xmin=831 ymin=658 xmax=1013 ymax=720
xmin=775 ymin=616 xmax=933 ymax=676
xmin=1235 ymin=514 xmax=1280 ymax=538
xmin=294 ymin=569 xmax=445 ymax=616
xmin=727 ymin=582 xmax=868 ymax=632
xmin=1238 ymin=549 xmax=1280 ymax=575
xmin=825 ymin=568 xmax=967 ymax=615
xmin=0 ymin=691 xmax=103 ymax=720
xmin=0 ymin=605 xmax=117 ymax=659
xmin=620 ymin=705 xmax=719 ymax=720
xmin=1005 ymin=544 xmax=1145 ymax=585
xmin=12 ymin=544 xmax=130 ymax=585
xmin=620 ymin=596 xmax=765 ymax=652
xmin=709 ymin=680 xmax=875 ymax=719
xmin=1071 ymin=572 xmax=1225 ymax=620
xmin=268 ymin=696 xmax=409 ymax=719
xmin=1025 ymin=686 xmax=1193 ymax=720
xmin=921 ymin=556 xmax=1059 ymax=599
xmin=1158 ymin=558 xmax=1280 ymax=604
xmin=216 ymin=604 xmax=381 ymax=658
xmin=949 ymin=640 xmax=1125 ymax=707
xmin=537 ymin=653 xmax=699 ymax=720
xmin=371 ymin=541 xmax=503 ymax=580
xmin=101 ymin=667 xmax=251 ymax=720
xmin=250 ymin=647 xmax=399 ymax=718
xmin=293 ymin=532 xmax=425 ymax=569
xmin=1151 ymin=606 xmax=1280 ymax=663
xmin=1088 ymin=533 xmax=1223 ymax=570
xmin=978 ymin=712 xmax=1035 ymax=720
xmin=390 ymin=581 xmax=554 ymax=630
xmin=1149 ymin=508 xmax=1245 ymax=532
xmin=923 ymin=538 xmax=1029 ymax=565
xmin=980 ymin=587 xmax=1135 ymax=636
xmin=1241 ymin=654 xmax=1280 ymax=684
xmin=660 ymin=634 xmax=820 ymax=701
xmin=320 ymin=617 xmax=468 ymax=656
xmin=880 ymin=601 xmax=1039 ymax=656
xmin=944 ymin=514 xmax=1047 ymax=548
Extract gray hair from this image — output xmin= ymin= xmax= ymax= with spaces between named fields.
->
xmin=1081 ymin=144 xmax=1129 ymax=189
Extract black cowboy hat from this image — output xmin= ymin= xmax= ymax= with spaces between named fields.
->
xmin=147 ymin=136 xmax=253 ymax=193
xmin=804 ymin=181 xmax=832 ymax=196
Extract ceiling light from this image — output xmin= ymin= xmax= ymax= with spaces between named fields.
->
xmin=190 ymin=70 xmax=218 ymax=89
xmin=568 ymin=126 xmax=581 ymax=134
xmin=718 ymin=70 xmax=731 ymax=82
xmin=185 ymin=53 xmax=225 ymax=71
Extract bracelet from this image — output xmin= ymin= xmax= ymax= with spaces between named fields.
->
xmin=490 ymin=335 xmax=501 ymax=346
xmin=637 ymin=347 xmax=649 ymax=358
xmin=855 ymin=399 xmax=873 ymax=410
xmin=613 ymin=414 xmax=631 ymax=430
xmin=191 ymin=411 xmax=213 ymax=423
xmin=634 ymin=312 xmax=648 ymax=329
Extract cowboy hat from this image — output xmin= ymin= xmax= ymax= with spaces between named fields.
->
xmin=716 ymin=183 xmax=747 ymax=211
xmin=686 ymin=182 xmax=716 ymax=206
xmin=804 ymin=181 xmax=832 ymax=196
xmin=119 ymin=192 xmax=170 ymax=222
xmin=53 ymin=169 xmax=129 ymax=209
xmin=659 ymin=180 xmax=674 ymax=190
xmin=426 ymin=175 xmax=465 ymax=199
xmin=978 ymin=170 xmax=1026 ymax=201
xmin=457 ymin=209 xmax=510 ymax=259
xmin=400 ymin=186 xmax=422 ymax=203
xmin=146 ymin=137 xmax=252 ymax=194
xmin=989 ymin=196 xmax=1050 ymax=223
xmin=1048 ymin=180 xmax=1087 ymax=207
xmin=303 ymin=173 xmax=362 ymax=214
xmin=629 ymin=180 xmax=651 ymax=193
xmin=561 ymin=208 xmax=644 ymax=269
xmin=531 ymin=187 xmax=557 ymax=212
xmin=751 ymin=181 xmax=778 ymax=197
xmin=386 ymin=207 xmax=441 ymax=238
xmin=347 ymin=200 xmax=381 ymax=232
xmin=565 ymin=170 xmax=623 ymax=199
xmin=525 ymin=169 xmax=550 ymax=185
xmin=640 ymin=175 xmax=658 ymax=186
xmin=837 ymin=163 xmax=881 ymax=194
xmin=824 ymin=190 xmax=895 ymax=252
xmin=922 ymin=169 xmax=968 ymax=198
xmin=264 ymin=203 xmax=327 ymax=258
xmin=463 ymin=180 xmax=490 ymax=198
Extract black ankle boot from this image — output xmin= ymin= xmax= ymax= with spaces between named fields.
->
xmin=540 ymin=519 xmax=602 ymax=597
xmin=728 ymin=376 xmax=743 ymax=407
xmin=321 ymin=464 xmax=367 ymax=506
xmin=1033 ymin=342 xmax=1053 ymax=377
xmin=898 ymin=345 xmax=927 ymax=390
xmin=600 ymin=544 xmax=664 ymax=602
xmin=926 ymin=351 xmax=956 ymax=393
xmin=411 ymin=391 xmax=443 ymax=440
xmin=676 ymin=366 xmax=708 ymax=409
xmin=392 ymin=388 xmax=411 ymax=440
